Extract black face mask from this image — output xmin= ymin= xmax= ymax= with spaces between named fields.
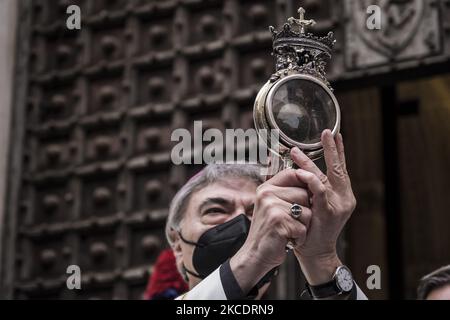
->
xmin=179 ymin=214 xmax=251 ymax=279
xmin=178 ymin=214 xmax=278 ymax=292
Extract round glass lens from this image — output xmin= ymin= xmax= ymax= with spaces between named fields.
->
xmin=270 ymin=79 xmax=336 ymax=145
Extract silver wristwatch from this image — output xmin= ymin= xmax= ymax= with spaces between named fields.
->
xmin=306 ymin=265 xmax=354 ymax=299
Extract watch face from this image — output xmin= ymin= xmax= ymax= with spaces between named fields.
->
xmin=336 ymin=266 xmax=354 ymax=293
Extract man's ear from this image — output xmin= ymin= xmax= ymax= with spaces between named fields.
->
xmin=169 ymin=228 xmax=183 ymax=265
xmin=169 ymin=229 xmax=189 ymax=281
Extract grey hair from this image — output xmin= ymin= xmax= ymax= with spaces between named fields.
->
xmin=417 ymin=265 xmax=450 ymax=299
xmin=165 ymin=164 xmax=264 ymax=246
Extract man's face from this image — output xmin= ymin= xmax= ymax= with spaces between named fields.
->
xmin=426 ymin=284 xmax=450 ymax=300
xmin=173 ymin=177 xmax=258 ymax=285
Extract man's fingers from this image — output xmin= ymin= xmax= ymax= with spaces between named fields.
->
xmin=295 ymin=169 xmax=328 ymax=209
xmin=266 ymin=168 xmax=307 ymax=188
xmin=290 ymin=147 xmax=324 ymax=180
xmin=278 ymin=213 xmax=309 ymax=246
xmin=291 ymin=205 xmax=312 ymax=231
xmin=336 ymin=133 xmax=348 ymax=174
xmin=288 ymin=218 xmax=308 ymax=246
xmin=268 ymin=200 xmax=312 ymax=235
xmin=322 ymin=129 xmax=346 ymax=183
xmin=269 ymin=186 xmax=311 ymax=208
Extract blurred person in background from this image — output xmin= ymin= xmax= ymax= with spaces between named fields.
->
xmin=417 ymin=265 xmax=450 ymax=300
xmin=143 ymin=249 xmax=188 ymax=300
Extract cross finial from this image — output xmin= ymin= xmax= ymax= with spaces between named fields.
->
xmin=288 ymin=7 xmax=316 ymax=34
xmin=298 ymin=7 xmax=306 ymax=20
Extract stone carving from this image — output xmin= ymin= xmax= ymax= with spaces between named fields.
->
xmin=345 ymin=0 xmax=441 ymax=69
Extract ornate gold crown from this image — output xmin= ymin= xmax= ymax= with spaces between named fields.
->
xmin=269 ymin=7 xmax=336 ymax=86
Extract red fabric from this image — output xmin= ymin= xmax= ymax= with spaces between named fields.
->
xmin=143 ymin=249 xmax=188 ymax=299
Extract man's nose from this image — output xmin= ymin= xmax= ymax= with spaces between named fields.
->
xmin=226 ymin=207 xmax=249 ymax=222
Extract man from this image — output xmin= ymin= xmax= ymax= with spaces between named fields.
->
xmin=417 ymin=265 xmax=450 ymax=300
xmin=165 ymin=130 xmax=367 ymax=300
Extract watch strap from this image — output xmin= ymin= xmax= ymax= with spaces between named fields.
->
xmin=306 ymin=279 xmax=342 ymax=299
